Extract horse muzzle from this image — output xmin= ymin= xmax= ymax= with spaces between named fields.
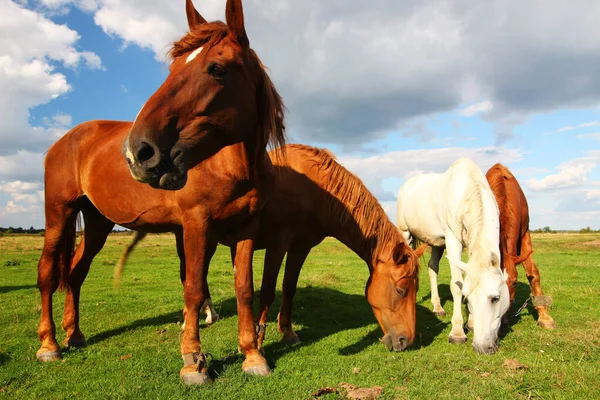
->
xmin=472 ymin=340 xmax=499 ymax=355
xmin=381 ymin=333 xmax=411 ymax=352
xmin=123 ymin=140 xmax=188 ymax=190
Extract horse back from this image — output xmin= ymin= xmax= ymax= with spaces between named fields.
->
xmin=486 ymin=164 xmax=531 ymax=255
xmin=44 ymin=120 xmax=132 ymax=197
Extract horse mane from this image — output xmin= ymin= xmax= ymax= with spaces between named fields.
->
xmin=170 ymin=22 xmax=286 ymax=159
xmin=461 ymin=166 xmax=500 ymax=266
xmin=284 ymin=145 xmax=418 ymax=276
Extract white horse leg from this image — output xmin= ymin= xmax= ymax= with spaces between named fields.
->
xmin=467 ymin=313 xmax=474 ymax=331
xmin=428 ymin=246 xmax=445 ymax=317
xmin=445 ymin=234 xmax=468 ymax=344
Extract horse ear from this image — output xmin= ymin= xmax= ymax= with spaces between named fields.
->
xmin=392 ymin=242 xmax=409 ymax=265
xmin=186 ymin=0 xmax=207 ymax=31
xmin=226 ymin=0 xmax=249 ymax=48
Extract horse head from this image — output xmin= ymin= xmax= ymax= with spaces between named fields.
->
xmin=366 ymin=241 xmax=425 ymax=351
xmin=457 ymin=251 xmax=509 ymax=354
xmin=124 ymin=0 xmax=284 ymax=190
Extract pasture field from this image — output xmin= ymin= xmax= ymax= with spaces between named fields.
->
xmin=1 ymin=232 xmax=599 ymax=399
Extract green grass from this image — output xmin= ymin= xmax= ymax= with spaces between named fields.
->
xmin=1 ymin=233 xmax=599 ymax=399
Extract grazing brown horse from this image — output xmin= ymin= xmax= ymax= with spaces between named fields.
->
xmin=485 ymin=164 xmax=556 ymax=329
xmin=256 ymin=145 xmax=426 ymax=351
xmin=36 ymin=0 xmax=285 ymax=385
xmin=117 ymin=145 xmax=426 ymax=351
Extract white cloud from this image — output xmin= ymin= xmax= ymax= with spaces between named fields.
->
xmin=0 ymin=0 xmax=102 ymax=155
xmin=527 ymin=153 xmax=600 ymax=191
xmin=545 ymin=121 xmax=600 ymax=135
xmin=459 ymin=101 xmax=493 ymax=117
xmin=0 ymin=151 xmax=45 ymax=182
xmin=0 ymin=181 xmax=42 ymax=193
xmin=577 ymin=132 xmax=600 ymax=140
xmin=586 ymin=189 xmax=600 ymax=203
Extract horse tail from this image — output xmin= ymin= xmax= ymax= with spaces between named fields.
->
xmin=58 ymin=213 xmax=81 ymax=291
xmin=513 ymin=249 xmax=533 ymax=266
xmin=114 ymin=231 xmax=146 ymax=290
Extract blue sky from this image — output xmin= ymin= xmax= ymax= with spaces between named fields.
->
xmin=1 ymin=0 xmax=600 ymax=230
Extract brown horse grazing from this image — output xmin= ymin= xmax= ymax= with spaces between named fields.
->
xmin=256 ymin=145 xmax=426 ymax=351
xmin=117 ymin=145 xmax=426 ymax=351
xmin=485 ymin=164 xmax=556 ymax=329
xmin=36 ymin=0 xmax=285 ymax=385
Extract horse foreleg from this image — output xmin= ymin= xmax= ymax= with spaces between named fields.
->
xmin=176 ymin=231 xmax=219 ymax=328
xmin=278 ymin=246 xmax=311 ymax=345
xmin=445 ymin=235 xmax=467 ymax=344
xmin=179 ymin=218 xmax=212 ymax=385
xmin=232 ymin=235 xmax=271 ymax=376
xmin=428 ymin=246 xmax=445 ymax=317
xmin=521 ymin=231 xmax=556 ymax=329
xmin=256 ymin=245 xmax=287 ymax=352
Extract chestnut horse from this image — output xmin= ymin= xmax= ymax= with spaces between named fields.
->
xmin=117 ymin=145 xmax=426 ymax=352
xmin=36 ymin=0 xmax=285 ymax=385
xmin=485 ymin=164 xmax=556 ymax=329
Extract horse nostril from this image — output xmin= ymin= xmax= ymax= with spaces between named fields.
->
xmin=398 ymin=335 xmax=409 ymax=350
xmin=136 ymin=142 xmax=156 ymax=163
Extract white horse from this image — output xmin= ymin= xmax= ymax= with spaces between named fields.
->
xmin=396 ymin=158 xmax=509 ymax=354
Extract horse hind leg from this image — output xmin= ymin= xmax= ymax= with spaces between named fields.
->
xmin=428 ymin=246 xmax=446 ymax=317
xmin=256 ymin=245 xmax=287 ymax=352
xmin=277 ymin=246 xmax=311 ymax=344
xmin=37 ymin=202 xmax=80 ymax=361
xmin=62 ymin=202 xmax=115 ymax=347
xmin=520 ymin=231 xmax=556 ymax=329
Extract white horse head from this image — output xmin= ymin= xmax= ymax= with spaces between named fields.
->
xmin=458 ymin=252 xmax=509 ymax=354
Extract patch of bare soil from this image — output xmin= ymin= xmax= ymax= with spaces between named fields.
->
xmin=312 ymin=383 xmax=383 ymax=399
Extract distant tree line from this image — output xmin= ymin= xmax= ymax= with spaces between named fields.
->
xmin=0 ymin=226 xmax=129 ymax=236
xmin=530 ymin=226 xmax=600 ymax=234
xmin=1 ymin=225 xmax=598 ymax=236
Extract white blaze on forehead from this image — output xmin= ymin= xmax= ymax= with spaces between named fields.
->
xmin=186 ymin=47 xmax=204 ymax=64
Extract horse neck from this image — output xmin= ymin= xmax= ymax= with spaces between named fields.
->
xmin=318 ymin=191 xmax=397 ymax=268
xmin=464 ymin=185 xmax=500 ymax=259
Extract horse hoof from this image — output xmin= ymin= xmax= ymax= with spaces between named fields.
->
xmin=242 ymin=363 xmax=272 ymax=376
xmin=36 ymin=350 xmax=62 ymax=362
xmin=64 ymin=338 xmax=87 ymax=348
xmin=281 ymin=333 xmax=301 ymax=344
xmin=181 ymin=371 xmax=213 ymax=385
xmin=434 ymin=310 xmax=446 ymax=318
xmin=449 ymin=335 xmax=468 ymax=344
xmin=537 ymin=319 xmax=557 ymax=330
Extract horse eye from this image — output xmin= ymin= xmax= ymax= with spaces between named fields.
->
xmin=491 ymin=296 xmax=500 ymax=304
xmin=207 ymin=62 xmax=227 ymax=78
xmin=395 ymin=287 xmax=407 ymax=298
